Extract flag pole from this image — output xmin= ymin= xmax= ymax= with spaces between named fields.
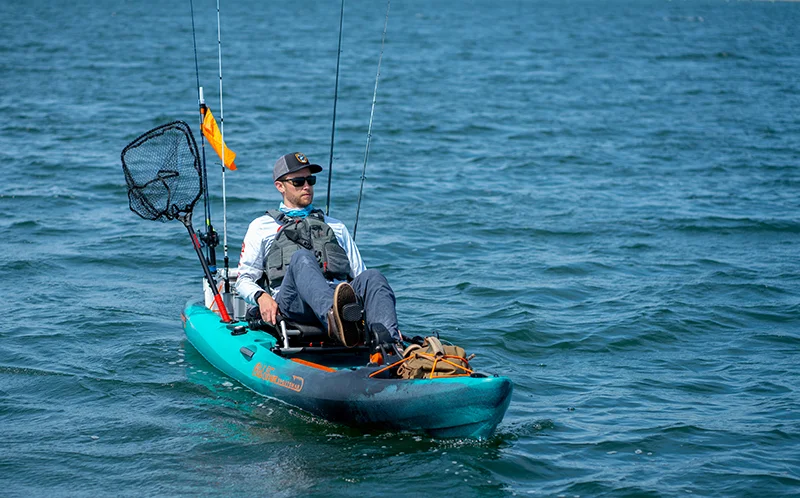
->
xmin=215 ymin=0 xmax=231 ymax=293
xmin=189 ymin=0 xmax=218 ymax=273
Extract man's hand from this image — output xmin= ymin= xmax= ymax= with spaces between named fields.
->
xmin=257 ymin=292 xmax=280 ymax=324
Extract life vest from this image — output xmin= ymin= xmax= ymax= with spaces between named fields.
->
xmin=264 ymin=209 xmax=353 ymax=290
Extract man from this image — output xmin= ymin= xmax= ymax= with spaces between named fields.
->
xmin=236 ymin=152 xmax=401 ymax=349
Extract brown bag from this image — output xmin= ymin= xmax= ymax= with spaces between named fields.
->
xmin=397 ymin=336 xmax=471 ymax=379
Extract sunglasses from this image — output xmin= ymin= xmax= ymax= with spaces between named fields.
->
xmin=281 ymin=175 xmax=317 ymax=187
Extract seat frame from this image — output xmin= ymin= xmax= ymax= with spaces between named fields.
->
xmin=247 ymin=317 xmax=371 ymax=356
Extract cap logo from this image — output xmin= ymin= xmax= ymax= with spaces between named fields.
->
xmin=294 ymin=153 xmax=308 ymax=164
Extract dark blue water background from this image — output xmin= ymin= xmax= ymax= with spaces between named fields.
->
xmin=1 ymin=0 xmax=799 ymax=496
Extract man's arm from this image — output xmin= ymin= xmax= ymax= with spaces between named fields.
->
xmin=334 ymin=222 xmax=367 ymax=278
xmin=235 ymin=218 xmax=273 ymax=304
xmin=236 ymin=218 xmax=282 ymax=323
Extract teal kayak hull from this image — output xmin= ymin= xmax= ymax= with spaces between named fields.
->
xmin=182 ymin=303 xmax=513 ymax=439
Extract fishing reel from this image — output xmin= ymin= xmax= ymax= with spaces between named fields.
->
xmin=196 ymin=227 xmax=220 ymax=248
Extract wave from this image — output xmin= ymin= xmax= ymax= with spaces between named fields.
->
xmin=660 ymin=216 xmax=800 ymax=234
xmin=653 ymin=51 xmax=748 ymax=61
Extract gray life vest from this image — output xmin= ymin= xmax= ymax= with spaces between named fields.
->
xmin=264 ymin=209 xmax=353 ymax=290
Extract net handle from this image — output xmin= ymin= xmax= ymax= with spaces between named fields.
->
xmin=178 ymin=213 xmax=232 ymax=322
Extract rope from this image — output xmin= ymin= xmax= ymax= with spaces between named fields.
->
xmin=369 ymin=351 xmax=473 ymax=379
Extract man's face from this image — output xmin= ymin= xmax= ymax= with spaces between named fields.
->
xmin=275 ymin=166 xmax=314 ymax=208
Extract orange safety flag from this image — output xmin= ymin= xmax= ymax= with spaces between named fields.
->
xmin=201 ymin=107 xmax=237 ymax=170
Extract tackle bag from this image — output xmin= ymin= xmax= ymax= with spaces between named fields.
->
xmin=397 ymin=336 xmax=471 ymax=379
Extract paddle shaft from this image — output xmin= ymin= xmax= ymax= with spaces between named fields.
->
xmin=180 ymin=214 xmax=232 ymax=322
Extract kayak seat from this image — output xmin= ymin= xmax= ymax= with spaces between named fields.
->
xmin=247 ymin=314 xmax=369 ymax=356
xmin=246 ymin=316 xmax=326 ymax=340
xmin=246 ymin=313 xmax=327 ymax=337
xmin=277 ymin=318 xmax=368 ymax=353
xmin=282 ymin=319 xmax=327 ymax=339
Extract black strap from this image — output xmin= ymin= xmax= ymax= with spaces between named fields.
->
xmin=282 ymin=222 xmax=314 ymax=250
xmin=265 ymin=209 xmax=287 ymax=225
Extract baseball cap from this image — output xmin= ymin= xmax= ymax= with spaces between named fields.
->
xmin=273 ymin=152 xmax=323 ymax=181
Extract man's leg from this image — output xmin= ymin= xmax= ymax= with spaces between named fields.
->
xmin=350 ymin=269 xmax=401 ymax=342
xmin=275 ymin=249 xmax=335 ymax=326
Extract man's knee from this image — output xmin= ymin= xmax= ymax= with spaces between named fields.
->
xmin=360 ymin=269 xmax=386 ymax=283
xmin=361 ymin=269 xmax=380 ymax=278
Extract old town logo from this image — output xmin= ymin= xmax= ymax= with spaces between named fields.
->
xmin=252 ymin=362 xmax=304 ymax=392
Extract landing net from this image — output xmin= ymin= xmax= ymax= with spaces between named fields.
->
xmin=121 ymin=121 xmax=202 ymax=222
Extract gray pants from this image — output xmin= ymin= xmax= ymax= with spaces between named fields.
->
xmin=271 ymin=249 xmax=401 ymax=341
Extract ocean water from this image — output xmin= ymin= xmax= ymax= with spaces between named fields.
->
xmin=1 ymin=0 xmax=799 ymax=496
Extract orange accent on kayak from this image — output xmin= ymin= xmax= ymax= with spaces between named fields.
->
xmin=252 ymin=363 xmax=304 ymax=392
xmin=291 ymin=358 xmax=336 ymax=372
xmin=370 ymin=352 xmax=384 ymax=365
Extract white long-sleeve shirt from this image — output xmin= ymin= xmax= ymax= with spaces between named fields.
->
xmin=236 ymin=212 xmax=366 ymax=305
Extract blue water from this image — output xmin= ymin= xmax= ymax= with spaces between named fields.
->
xmin=2 ymin=0 xmax=799 ymax=496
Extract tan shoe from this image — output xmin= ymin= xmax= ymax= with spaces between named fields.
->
xmin=327 ymin=282 xmax=362 ymax=347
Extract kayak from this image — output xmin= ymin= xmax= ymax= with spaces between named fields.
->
xmin=182 ymin=302 xmax=513 ymax=439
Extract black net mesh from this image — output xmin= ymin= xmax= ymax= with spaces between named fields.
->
xmin=121 ymin=121 xmax=203 ymax=222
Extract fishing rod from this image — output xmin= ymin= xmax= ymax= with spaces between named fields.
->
xmin=189 ymin=0 xmax=219 ymax=273
xmin=325 ymin=0 xmax=346 ymax=216
xmin=353 ymin=0 xmax=391 ymax=241
xmin=215 ymin=0 xmax=231 ymax=293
